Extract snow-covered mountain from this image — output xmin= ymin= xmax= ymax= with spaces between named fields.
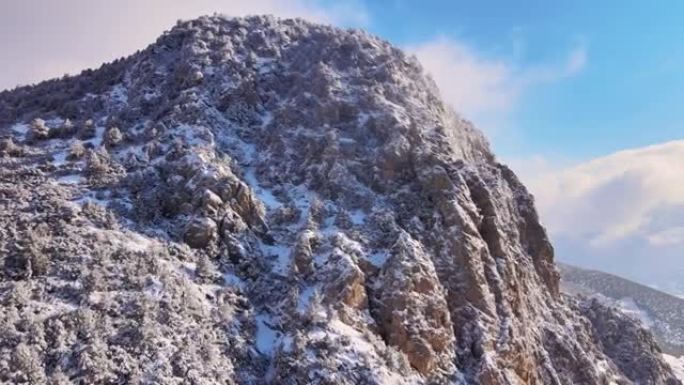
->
xmin=560 ymin=263 xmax=684 ymax=356
xmin=0 ymin=15 xmax=679 ymax=384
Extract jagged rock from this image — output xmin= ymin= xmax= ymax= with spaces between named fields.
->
xmin=292 ymin=230 xmax=317 ymax=276
xmin=372 ymin=232 xmax=455 ymax=376
xmin=322 ymin=247 xmax=367 ymax=310
xmin=183 ymin=216 xmax=218 ymax=248
xmin=200 ymin=188 xmax=223 ymax=216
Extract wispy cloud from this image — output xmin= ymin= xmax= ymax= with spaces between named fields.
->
xmin=0 ymin=0 xmax=369 ymax=90
xmin=520 ymin=44 xmax=588 ymax=84
xmin=406 ymin=38 xmax=516 ymax=119
xmin=407 ymin=38 xmax=588 ymax=120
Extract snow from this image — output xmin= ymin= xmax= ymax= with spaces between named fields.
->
xmin=663 ymin=354 xmax=684 ymax=381
xmin=56 ymin=174 xmax=83 ymax=185
xmin=617 ymin=297 xmax=654 ymax=328
xmin=329 ymin=318 xmax=374 ymax=354
xmin=73 ymin=195 xmax=110 ymax=207
xmin=51 ymin=150 xmax=68 ymax=167
xmin=281 ymin=334 xmax=294 ymax=353
xmin=260 ymin=110 xmax=273 ymax=127
xmin=260 ymin=242 xmax=291 ymax=276
xmin=175 ymin=123 xmax=214 ymax=146
xmin=82 ymin=226 xmax=154 ymax=254
xmin=368 ymin=250 xmax=389 ymax=267
xmin=349 ymin=209 xmax=366 ymax=225
xmin=110 ymin=84 xmax=129 ymax=104
xmin=90 ymin=126 xmax=106 ymax=147
xmin=243 ymin=168 xmax=280 ymax=210
xmin=122 ymin=232 xmax=154 ymax=252
xmin=297 ymin=286 xmax=316 ymax=313
xmin=144 ymin=276 xmax=165 ymax=299
xmin=254 ymin=56 xmax=276 ymax=75
xmin=255 ymin=314 xmax=279 ymax=356
xmin=304 ymin=316 xmax=414 ymax=384
xmin=594 ymin=360 xmax=621 ymax=385
xmin=223 ymin=272 xmax=246 ymax=290
xmin=10 ymin=123 xmax=29 ymax=140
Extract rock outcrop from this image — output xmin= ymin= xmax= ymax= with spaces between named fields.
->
xmin=0 ymin=15 xmax=679 ymax=384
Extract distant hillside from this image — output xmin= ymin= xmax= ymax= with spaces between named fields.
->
xmin=560 ymin=263 xmax=684 ymax=355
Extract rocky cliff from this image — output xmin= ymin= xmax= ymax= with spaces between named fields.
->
xmin=0 ymin=15 xmax=679 ymax=384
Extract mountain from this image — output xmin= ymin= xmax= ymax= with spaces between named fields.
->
xmin=560 ymin=263 xmax=684 ymax=356
xmin=0 ymin=15 xmax=679 ymax=384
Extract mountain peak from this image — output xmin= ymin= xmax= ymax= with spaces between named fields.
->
xmin=0 ymin=15 xmax=679 ymax=385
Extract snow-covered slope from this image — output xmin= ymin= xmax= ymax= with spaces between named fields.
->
xmin=664 ymin=355 xmax=684 ymax=382
xmin=560 ymin=262 xmax=684 ymax=355
xmin=0 ymin=15 xmax=679 ymax=384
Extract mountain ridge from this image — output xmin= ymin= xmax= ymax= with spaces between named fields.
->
xmin=560 ymin=262 xmax=684 ymax=356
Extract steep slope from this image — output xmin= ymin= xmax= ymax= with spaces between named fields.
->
xmin=0 ymin=15 xmax=679 ymax=384
xmin=560 ymin=263 xmax=684 ymax=355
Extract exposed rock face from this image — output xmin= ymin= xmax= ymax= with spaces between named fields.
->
xmin=372 ymin=232 xmax=456 ymax=375
xmin=0 ymin=15 xmax=679 ymax=384
xmin=183 ymin=216 xmax=218 ymax=248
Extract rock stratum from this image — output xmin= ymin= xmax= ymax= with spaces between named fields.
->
xmin=0 ymin=15 xmax=679 ymax=385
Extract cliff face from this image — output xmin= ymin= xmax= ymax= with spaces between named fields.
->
xmin=0 ymin=15 xmax=678 ymax=384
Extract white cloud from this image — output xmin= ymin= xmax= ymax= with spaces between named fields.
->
xmin=407 ymin=38 xmax=516 ymax=119
xmin=525 ymin=140 xmax=684 ymax=244
xmin=514 ymin=140 xmax=684 ymax=286
xmin=407 ymin=38 xmax=587 ymax=120
xmin=0 ymin=0 xmax=368 ymax=90
xmin=648 ymin=227 xmax=684 ymax=247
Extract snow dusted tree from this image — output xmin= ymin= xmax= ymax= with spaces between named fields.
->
xmin=28 ymin=118 xmax=49 ymax=142
xmin=196 ymin=253 xmax=218 ymax=283
xmin=104 ymin=126 xmax=123 ymax=147
xmin=12 ymin=343 xmax=46 ymax=384
xmin=67 ymin=141 xmax=86 ymax=160
xmin=78 ymin=119 xmax=95 ymax=139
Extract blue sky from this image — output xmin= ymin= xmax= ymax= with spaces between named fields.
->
xmin=327 ymin=0 xmax=684 ymax=162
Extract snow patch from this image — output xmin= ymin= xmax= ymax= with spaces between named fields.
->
xmin=663 ymin=354 xmax=684 ymax=381
xmin=90 ymin=126 xmax=106 ymax=147
xmin=297 ymin=286 xmax=316 ymax=314
xmin=368 ymin=250 xmax=389 ymax=267
xmin=51 ymin=150 xmax=69 ymax=167
xmin=223 ymin=272 xmax=246 ymax=290
xmin=255 ymin=314 xmax=279 ymax=356
xmin=617 ymin=297 xmax=655 ymax=328
xmin=349 ymin=209 xmax=367 ymax=225
xmin=10 ymin=123 xmax=29 ymax=140
xmin=56 ymin=174 xmax=83 ymax=185
xmin=244 ymin=168 xmax=280 ymax=210
xmin=260 ymin=242 xmax=291 ymax=276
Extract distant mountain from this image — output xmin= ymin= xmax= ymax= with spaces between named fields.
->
xmin=560 ymin=263 xmax=684 ymax=355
